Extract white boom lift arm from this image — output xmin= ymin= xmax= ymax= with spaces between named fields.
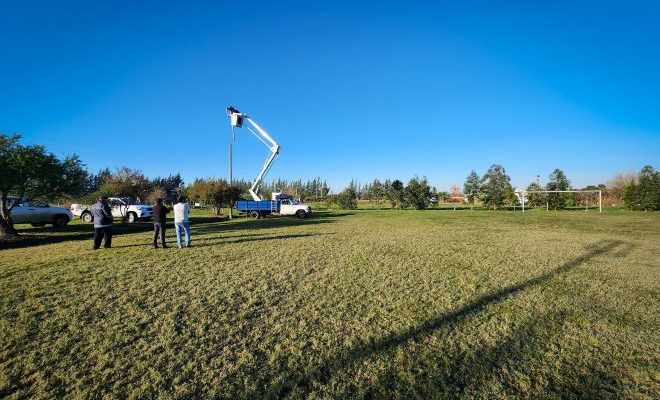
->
xmin=226 ymin=106 xmax=280 ymax=201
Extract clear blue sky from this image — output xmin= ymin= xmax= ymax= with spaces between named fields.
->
xmin=1 ymin=0 xmax=659 ymax=192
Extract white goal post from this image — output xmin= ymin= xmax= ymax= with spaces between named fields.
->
xmin=516 ymin=190 xmax=602 ymax=213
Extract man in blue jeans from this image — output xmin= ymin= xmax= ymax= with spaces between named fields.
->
xmin=173 ymin=196 xmax=191 ymax=248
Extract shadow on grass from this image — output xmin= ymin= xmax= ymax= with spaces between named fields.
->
xmin=191 ymin=233 xmax=333 ymax=248
xmin=366 ymin=308 xmax=632 ymax=398
xmin=275 ymin=239 xmax=629 ymax=397
xmin=0 ymin=223 xmax=155 ymax=250
xmin=0 ymin=212 xmax=349 ymax=250
xmin=191 ymin=212 xmax=351 ymax=235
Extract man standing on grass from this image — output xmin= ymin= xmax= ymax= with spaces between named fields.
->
xmin=152 ymin=198 xmax=169 ymax=249
xmin=173 ymin=196 xmax=191 ymax=248
xmin=91 ymin=196 xmax=113 ymax=250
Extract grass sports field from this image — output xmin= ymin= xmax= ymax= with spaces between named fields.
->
xmin=1 ymin=209 xmax=659 ymax=399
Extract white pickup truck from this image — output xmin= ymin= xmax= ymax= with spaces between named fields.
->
xmin=234 ymin=192 xmax=312 ymax=219
xmin=71 ymin=197 xmax=154 ymax=223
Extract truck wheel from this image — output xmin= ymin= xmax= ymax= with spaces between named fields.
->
xmin=127 ymin=212 xmax=137 ymax=223
xmin=249 ymin=211 xmax=260 ymax=219
xmin=53 ymin=215 xmax=69 ymax=228
xmin=81 ymin=212 xmax=93 ymax=223
xmin=296 ymin=210 xmax=307 ymax=219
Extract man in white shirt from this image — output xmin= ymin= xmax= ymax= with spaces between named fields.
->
xmin=173 ymin=196 xmax=191 ymax=248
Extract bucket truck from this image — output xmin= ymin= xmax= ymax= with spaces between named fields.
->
xmin=227 ymin=106 xmax=312 ymax=219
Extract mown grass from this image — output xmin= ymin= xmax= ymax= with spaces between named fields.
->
xmin=1 ymin=210 xmax=658 ymax=399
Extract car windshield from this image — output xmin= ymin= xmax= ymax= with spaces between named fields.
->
xmin=279 ymin=197 xmax=299 ymax=205
xmin=4 ymin=197 xmax=19 ymax=207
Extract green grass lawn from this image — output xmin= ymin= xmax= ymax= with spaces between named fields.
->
xmin=1 ymin=210 xmax=659 ymax=399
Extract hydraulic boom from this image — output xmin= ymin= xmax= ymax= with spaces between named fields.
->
xmin=226 ymin=106 xmax=280 ymax=201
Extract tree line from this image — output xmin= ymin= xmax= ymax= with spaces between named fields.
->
xmin=1 ymin=133 xmax=658 ymax=236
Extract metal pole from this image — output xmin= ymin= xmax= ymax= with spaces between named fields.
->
xmin=599 ymin=190 xmax=602 ymax=213
xmin=228 ymin=142 xmax=233 ymax=220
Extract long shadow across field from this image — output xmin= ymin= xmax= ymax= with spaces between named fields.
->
xmin=376 ymin=307 xmax=631 ymax=398
xmin=0 ymin=212 xmax=350 ymax=250
xmin=191 ymin=212 xmax=351 ymax=235
xmin=190 ymin=233 xmax=334 ymax=248
xmin=0 ymin=217 xmax=221 ymax=250
xmin=0 ymin=223 xmax=156 ymax=250
xmin=275 ymin=239 xmax=630 ymax=397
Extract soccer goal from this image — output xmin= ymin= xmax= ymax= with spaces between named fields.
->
xmin=516 ymin=190 xmax=602 ymax=212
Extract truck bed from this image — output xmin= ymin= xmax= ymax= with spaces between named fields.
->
xmin=234 ymin=200 xmax=279 ymax=212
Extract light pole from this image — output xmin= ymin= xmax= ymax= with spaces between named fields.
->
xmin=228 ymin=117 xmax=236 ymax=220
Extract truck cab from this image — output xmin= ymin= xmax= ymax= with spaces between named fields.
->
xmin=272 ymin=193 xmax=312 ymax=218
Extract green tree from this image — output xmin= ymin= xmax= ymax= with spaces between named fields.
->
xmin=387 ymin=179 xmax=405 ymax=208
xmin=337 ymin=184 xmax=357 ymax=210
xmin=214 ymin=182 xmax=242 ymax=215
xmin=463 ymin=170 xmax=481 ymax=205
xmin=623 ymin=165 xmax=659 ymax=211
xmin=186 ymin=178 xmax=239 ymax=215
xmin=480 ymin=164 xmax=513 ymax=209
xmin=0 ymin=134 xmax=88 ymax=236
xmin=87 ymin=168 xmax=112 ymax=193
xmin=102 ymin=167 xmax=151 ymax=200
xmin=546 ymin=168 xmax=572 ymax=209
xmin=525 ymin=182 xmax=544 ymax=207
xmin=404 ymin=176 xmax=431 ymax=210
xmin=369 ymin=179 xmax=386 ymax=209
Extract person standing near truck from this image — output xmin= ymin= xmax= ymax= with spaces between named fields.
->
xmin=91 ymin=196 xmax=113 ymax=249
xmin=173 ymin=196 xmax=191 ymax=248
xmin=152 ymin=198 xmax=169 ymax=249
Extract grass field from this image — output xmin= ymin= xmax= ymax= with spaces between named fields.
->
xmin=1 ymin=209 xmax=659 ymax=399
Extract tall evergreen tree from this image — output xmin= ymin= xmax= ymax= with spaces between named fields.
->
xmin=404 ymin=176 xmax=431 ymax=210
xmin=480 ymin=164 xmax=514 ymax=209
xmin=463 ymin=170 xmax=481 ymax=205
xmin=525 ymin=182 xmax=544 ymax=207
xmin=623 ymin=165 xmax=659 ymax=210
xmin=546 ymin=168 xmax=572 ymax=209
xmin=337 ymin=184 xmax=357 ymax=210
xmin=388 ymin=179 xmax=404 ymax=208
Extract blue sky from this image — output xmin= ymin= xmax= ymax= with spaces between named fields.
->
xmin=1 ymin=1 xmax=658 ymax=192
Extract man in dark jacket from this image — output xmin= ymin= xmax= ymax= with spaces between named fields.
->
xmin=91 ymin=196 xmax=113 ymax=249
xmin=152 ymin=198 xmax=169 ymax=248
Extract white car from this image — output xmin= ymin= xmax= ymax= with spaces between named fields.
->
xmin=7 ymin=198 xmax=73 ymax=228
xmin=71 ymin=197 xmax=154 ymax=223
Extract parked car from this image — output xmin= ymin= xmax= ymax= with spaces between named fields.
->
xmin=5 ymin=197 xmax=73 ymax=228
xmin=70 ymin=197 xmax=153 ymax=223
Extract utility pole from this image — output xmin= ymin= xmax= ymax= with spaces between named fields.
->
xmin=228 ymin=142 xmax=233 ymax=220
